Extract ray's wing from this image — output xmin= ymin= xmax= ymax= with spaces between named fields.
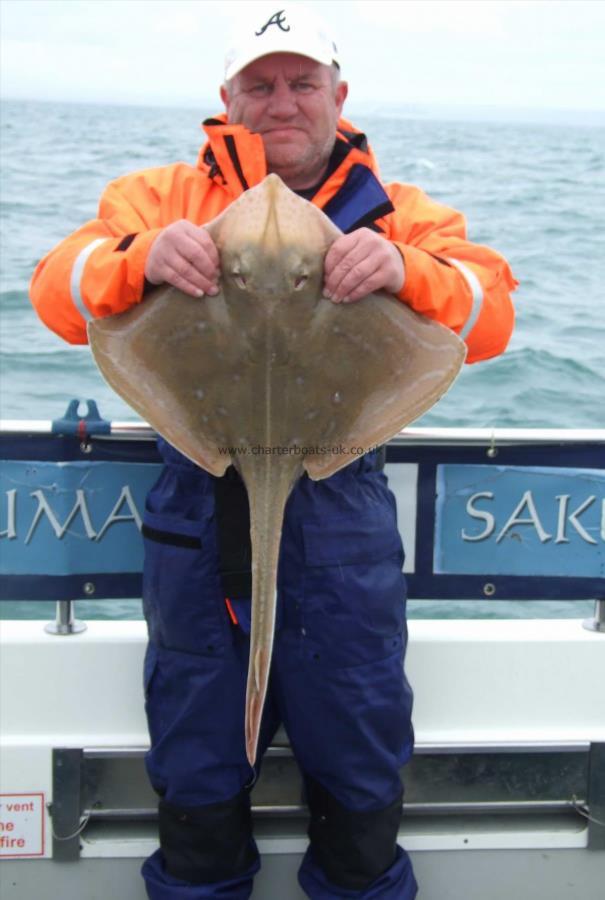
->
xmin=295 ymin=291 xmax=466 ymax=480
xmin=88 ymin=286 xmax=246 ymax=476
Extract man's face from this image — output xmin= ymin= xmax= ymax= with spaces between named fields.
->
xmin=220 ymin=53 xmax=348 ymax=190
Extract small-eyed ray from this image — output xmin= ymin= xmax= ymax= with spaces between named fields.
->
xmin=88 ymin=174 xmax=466 ymax=765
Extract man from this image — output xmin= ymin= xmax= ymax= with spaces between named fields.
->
xmin=30 ymin=6 xmax=516 ymax=898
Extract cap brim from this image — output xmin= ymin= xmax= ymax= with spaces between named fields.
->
xmin=225 ymin=38 xmax=335 ymax=81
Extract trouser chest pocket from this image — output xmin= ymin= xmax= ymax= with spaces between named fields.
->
xmin=142 ymin=510 xmax=226 ymax=657
xmin=301 ymin=513 xmax=406 ymax=668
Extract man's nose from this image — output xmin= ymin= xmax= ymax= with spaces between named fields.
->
xmin=267 ymin=81 xmax=297 ymax=118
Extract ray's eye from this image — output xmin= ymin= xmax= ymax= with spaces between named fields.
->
xmin=294 ymin=274 xmax=308 ymax=291
xmin=232 ymin=272 xmax=247 ymax=290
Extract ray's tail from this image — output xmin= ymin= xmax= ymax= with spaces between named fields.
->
xmin=240 ymin=457 xmax=301 ymax=766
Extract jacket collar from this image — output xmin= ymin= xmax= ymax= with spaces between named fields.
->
xmin=197 ymin=114 xmax=383 ymax=206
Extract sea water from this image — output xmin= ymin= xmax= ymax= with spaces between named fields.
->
xmin=1 ymin=99 xmax=603 ymax=619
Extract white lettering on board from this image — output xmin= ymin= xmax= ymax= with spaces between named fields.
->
xmin=496 ymin=491 xmax=552 ymax=543
xmin=0 ymin=486 xmax=143 ymax=544
xmin=25 ymin=489 xmax=97 ymax=544
xmin=0 ymin=489 xmax=17 ymax=539
xmin=461 ymin=490 xmax=603 ymax=546
xmin=555 ymin=495 xmax=598 ymax=545
xmin=462 ymin=492 xmax=495 ymax=541
xmin=95 ymin=485 xmax=141 ymax=541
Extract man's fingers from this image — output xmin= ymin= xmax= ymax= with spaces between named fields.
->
xmin=145 ymin=220 xmax=220 ymax=290
xmin=163 ymin=254 xmax=219 ymax=297
xmin=325 ymin=250 xmax=375 ymax=301
xmin=324 ymin=232 xmax=361 ymax=277
xmin=198 ymin=226 xmax=220 ymax=268
xmin=181 ymin=222 xmax=220 ymax=268
xmin=340 ymin=273 xmax=383 ymax=303
xmin=324 ymin=229 xmax=404 ymax=301
xmin=162 ymin=263 xmax=208 ymax=298
xmin=178 ymin=234 xmax=220 ymax=288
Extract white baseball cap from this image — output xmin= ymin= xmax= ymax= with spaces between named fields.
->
xmin=224 ymin=4 xmax=340 ymax=81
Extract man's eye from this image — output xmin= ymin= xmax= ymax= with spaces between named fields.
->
xmin=292 ymin=82 xmax=314 ymax=93
xmin=248 ymin=84 xmax=271 ymax=97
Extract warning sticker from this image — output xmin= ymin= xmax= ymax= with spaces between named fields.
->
xmin=0 ymin=793 xmax=45 ymax=857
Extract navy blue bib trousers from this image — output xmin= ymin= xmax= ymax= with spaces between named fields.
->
xmin=140 ymin=144 xmax=418 ymax=900
xmin=140 ymin=440 xmax=418 ymax=898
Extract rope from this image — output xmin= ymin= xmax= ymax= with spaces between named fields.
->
xmin=50 ymin=809 xmax=92 ymax=842
xmin=570 ymin=795 xmax=605 ymax=827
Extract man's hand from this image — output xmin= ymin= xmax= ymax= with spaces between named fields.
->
xmin=145 ymin=220 xmax=220 ymax=298
xmin=323 ymin=229 xmax=405 ymax=303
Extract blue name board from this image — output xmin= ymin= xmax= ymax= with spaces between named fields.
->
xmin=0 ymin=460 xmax=161 ymax=576
xmin=434 ymin=464 xmax=605 ymax=577
xmin=2 ymin=454 xmax=604 ymax=599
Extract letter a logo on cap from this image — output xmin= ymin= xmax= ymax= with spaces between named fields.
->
xmin=255 ymin=10 xmax=291 ymax=36
xmin=225 ymin=5 xmax=339 ymax=80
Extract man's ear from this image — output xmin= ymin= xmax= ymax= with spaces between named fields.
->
xmin=335 ymin=80 xmax=348 ymax=116
xmin=220 ymin=84 xmax=229 ymax=110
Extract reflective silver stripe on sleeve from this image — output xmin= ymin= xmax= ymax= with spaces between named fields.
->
xmin=447 ymin=258 xmax=484 ymax=341
xmin=69 ymin=238 xmax=110 ymax=321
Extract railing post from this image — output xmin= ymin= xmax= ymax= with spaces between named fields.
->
xmin=44 ymin=600 xmax=87 ymax=635
xmin=583 ymin=599 xmax=605 ymax=634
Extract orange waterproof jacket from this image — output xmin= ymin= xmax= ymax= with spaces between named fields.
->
xmin=30 ymin=115 xmax=517 ymax=363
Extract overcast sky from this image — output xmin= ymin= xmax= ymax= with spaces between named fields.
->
xmin=1 ymin=0 xmax=604 ymax=117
